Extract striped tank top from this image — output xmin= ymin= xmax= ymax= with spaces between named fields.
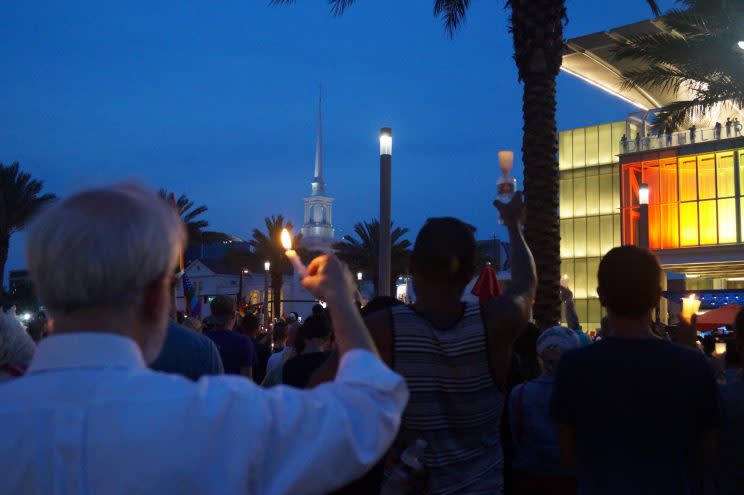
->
xmin=392 ymin=303 xmax=505 ymax=495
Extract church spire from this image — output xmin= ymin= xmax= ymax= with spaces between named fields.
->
xmin=312 ymin=85 xmax=325 ymax=196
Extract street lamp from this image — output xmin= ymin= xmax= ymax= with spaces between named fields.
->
xmin=357 ymin=272 xmax=363 ymax=282
xmin=379 ymin=127 xmax=393 ymax=297
xmin=738 ymin=41 xmax=744 ymax=50
xmin=237 ymin=268 xmax=249 ymax=306
xmin=263 ymin=261 xmax=271 ymax=327
xmin=638 ymin=183 xmax=650 ymax=249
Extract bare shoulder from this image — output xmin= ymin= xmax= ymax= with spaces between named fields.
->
xmin=482 ymin=295 xmax=530 ymax=345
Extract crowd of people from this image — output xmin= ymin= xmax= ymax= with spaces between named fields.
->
xmin=620 ymin=117 xmax=744 ymax=153
xmin=0 ymin=183 xmax=742 ymax=494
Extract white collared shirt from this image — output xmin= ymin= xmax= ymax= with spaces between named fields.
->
xmin=0 ymin=333 xmax=408 ymax=495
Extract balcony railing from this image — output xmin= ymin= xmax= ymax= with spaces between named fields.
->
xmin=620 ymin=124 xmax=742 ymax=154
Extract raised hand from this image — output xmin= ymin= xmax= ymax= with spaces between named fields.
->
xmin=493 ymin=191 xmax=525 ymax=228
xmin=301 ymin=254 xmax=355 ymax=306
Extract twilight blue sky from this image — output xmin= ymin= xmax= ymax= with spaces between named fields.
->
xmin=1 ymin=0 xmax=676 ymax=277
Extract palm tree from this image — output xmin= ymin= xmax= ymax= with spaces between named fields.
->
xmin=272 ymin=0 xmax=660 ymax=328
xmin=334 ymin=220 xmax=412 ymax=296
xmin=614 ymin=0 xmax=744 ymax=130
xmin=0 ymin=162 xmax=56 ymax=287
xmin=157 ymin=189 xmax=230 ymax=244
xmin=249 ymin=215 xmax=299 ymax=318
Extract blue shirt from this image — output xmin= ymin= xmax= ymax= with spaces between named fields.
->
xmin=553 ymin=337 xmax=720 ymax=495
xmin=204 ymin=329 xmax=256 ymax=375
xmin=510 ymin=373 xmax=571 ymax=478
xmin=150 ymin=321 xmax=223 ymax=380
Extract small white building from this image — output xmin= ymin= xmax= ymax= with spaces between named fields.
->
xmin=175 ymin=260 xmax=319 ymax=320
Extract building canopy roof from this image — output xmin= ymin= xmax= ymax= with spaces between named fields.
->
xmin=561 ymin=20 xmax=697 ymax=112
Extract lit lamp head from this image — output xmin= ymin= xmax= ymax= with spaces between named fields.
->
xmin=242 ymin=269 xmax=249 ymax=275
xmin=379 ymin=127 xmax=392 ymax=156
xmin=639 ymin=183 xmax=650 ymax=206
xmin=357 ymin=272 xmax=363 ymax=281
xmin=264 ymin=261 xmax=271 ymax=272
xmin=498 ymin=150 xmax=514 ymax=176
xmin=738 ymin=41 xmax=744 ymax=50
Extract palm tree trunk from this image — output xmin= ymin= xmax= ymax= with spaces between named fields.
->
xmin=0 ymin=234 xmax=9 ymax=291
xmin=511 ymin=0 xmax=565 ymax=328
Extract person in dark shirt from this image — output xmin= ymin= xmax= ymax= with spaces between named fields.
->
xmin=283 ymin=313 xmax=332 ymax=388
xmin=203 ymin=296 xmax=256 ymax=378
xmin=237 ymin=313 xmax=270 ymax=384
xmin=553 ymin=246 xmax=720 ymax=495
xmin=150 ymin=320 xmax=224 ymax=380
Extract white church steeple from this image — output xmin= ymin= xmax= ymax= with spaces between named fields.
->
xmin=302 ymin=87 xmax=335 ymax=252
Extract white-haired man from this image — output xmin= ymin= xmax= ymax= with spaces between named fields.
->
xmin=0 ymin=184 xmax=408 ymax=495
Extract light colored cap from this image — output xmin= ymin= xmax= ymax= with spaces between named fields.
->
xmin=537 ymin=326 xmax=581 ymax=356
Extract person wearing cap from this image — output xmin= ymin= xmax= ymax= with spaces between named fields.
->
xmin=509 ymin=326 xmax=581 ymax=494
xmin=203 ymin=295 xmax=256 ymax=378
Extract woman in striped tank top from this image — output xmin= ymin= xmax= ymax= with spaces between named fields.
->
xmin=309 ymin=194 xmax=536 ymax=494
xmin=364 ymin=193 xmax=536 ymax=495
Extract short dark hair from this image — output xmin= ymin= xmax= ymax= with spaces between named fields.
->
xmin=273 ymin=321 xmax=288 ymax=342
xmin=361 ymin=296 xmax=403 ymax=317
xmin=311 ymin=304 xmax=325 ymax=315
xmin=299 ymin=314 xmax=331 ymax=340
xmin=210 ymin=296 xmax=236 ymax=327
xmin=412 ymin=217 xmax=477 ymax=289
xmin=598 ymin=246 xmax=661 ymax=318
xmin=241 ymin=313 xmax=260 ymax=334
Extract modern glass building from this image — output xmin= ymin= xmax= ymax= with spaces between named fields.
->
xmin=559 ymin=20 xmax=744 ymax=331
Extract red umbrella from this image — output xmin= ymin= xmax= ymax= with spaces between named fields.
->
xmin=696 ymin=304 xmax=742 ymax=331
xmin=471 ymin=263 xmax=501 ymax=304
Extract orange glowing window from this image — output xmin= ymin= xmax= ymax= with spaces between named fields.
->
xmin=642 ymin=161 xmax=660 ymax=205
xmin=699 ymin=200 xmax=718 ymax=245
xmin=660 ymin=204 xmax=679 ymax=249
xmin=718 ymin=198 xmax=737 ymax=243
xmin=679 ymin=202 xmax=699 ymax=246
xmin=622 ymin=164 xmax=642 ymax=208
xmin=679 ymin=157 xmax=698 ymax=202
xmin=622 ymin=208 xmax=639 ymax=246
xmin=659 ymin=159 xmax=678 ymax=204
xmin=649 ymin=205 xmax=661 ymax=249
xmin=698 ymin=155 xmax=717 ymax=200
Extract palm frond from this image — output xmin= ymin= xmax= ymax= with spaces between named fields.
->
xmin=433 ymin=0 xmax=470 ymax=37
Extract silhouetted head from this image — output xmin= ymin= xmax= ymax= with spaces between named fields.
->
xmin=598 ymin=246 xmax=661 ymax=320
xmin=210 ymin=296 xmax=236 ymax=330
xmin=410 ymin=217 xmax=477 ymax=298
xmin=239 ymin=313 xmax=260 ymax=338
xmin=361 ymin=296 xmax=403 ymax=317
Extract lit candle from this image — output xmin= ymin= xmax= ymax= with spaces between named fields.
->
xmin=715 ymin=342 xmax=727 ymax=356
xmin=281 ymin=228 xmax=307 ymax=278
xmin=681 ymin=293 xmax=701 ymax=323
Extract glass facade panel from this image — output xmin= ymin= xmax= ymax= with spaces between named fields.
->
xmin=573 ymin=176 xmax=586 ymax=217
xmin=574 ymin=258 xmax=588 ymax=299
xmin=561 ymin=259 xmax=575 ymax=294
xmin=600 ymin=215 xmax=614 ymax=255
xmin=717 ymin=152 xmax=736 ymax=198
xmin=679 ymin=157 xmax=698 ymax=202
xmin=586 ymin=174 xmax=600 ymax=215
xmin=623 ymin=164 xmax=641 ymax=208
xmin=599 ymin=173 xmax=613 ymax=214
xmin=718 ymin=198 xmax=737 ymax=243
xmin=614 ymin=213 xmax=622 ymax=246
xmin=643 ymin=161 xmax=660 ymax=205
xmin=611 ymin=121 xmax=626 ymax=159
xmin=586 ymin=216 xmax=600 ymax=256
xmin=574 ymin=217 xmax=587 ymax=257
xmin=560 ymin=219 xmax=574 ymax=258
xmin=559 ymin=130 xmax=573 ymax=170
xmin=649 ymin=205 xmax=661 ymax=249
xmin=698 ymin=154 xmax=717 ymax=200
xmin=699 ymin=200 xmax=718 ymax=245
xmin=588 ymin=298 xmax=601 ymax=325
xmin=560 ymin=177 xmax=574 ymax=218
xmin=660 ymin=204 xmax=679 ymax=249
xmin=598 ymin=124 xmax=612 ymax=165
xmin=587 ymin=258 xmax=600 ymax=298
xmin=573 ymin=128 xmax=586 ymax=168
xmin=586 ymin=126 xmax=599 ymax=166
xmin=680 ymin=202 xmax=699 ymax=246
xmin=660 ymin=160 xmax=678 ymax=204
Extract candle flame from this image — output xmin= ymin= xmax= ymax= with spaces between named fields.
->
xmin=281 ymin=228 xmax=292 ymax=250
xmin=689 ymin=293 xmax=697 ymax=300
